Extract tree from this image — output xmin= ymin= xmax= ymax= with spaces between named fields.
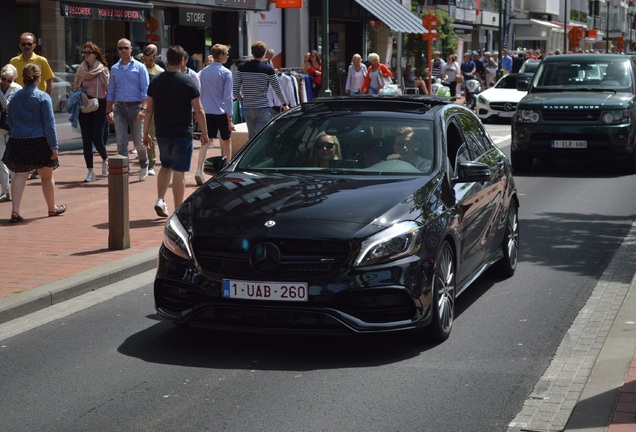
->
xmin=405 ymin=8 xmax=458 ymax=77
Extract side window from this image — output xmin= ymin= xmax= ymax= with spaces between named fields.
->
xmin=456 ymin=114 xmax=486 ymax=159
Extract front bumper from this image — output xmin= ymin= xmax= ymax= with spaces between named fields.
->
xmin=154 ymin=246 xmax=433 ymax=335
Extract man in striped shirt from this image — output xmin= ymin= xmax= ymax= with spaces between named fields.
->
xmin=233 ymin=41 xmax=289 ymax=138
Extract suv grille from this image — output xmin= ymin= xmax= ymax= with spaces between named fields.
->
xmin=541 ymin=109 xmax=601 ymax=122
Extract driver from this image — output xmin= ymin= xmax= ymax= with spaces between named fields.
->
xmin=387 ymin=126 xmax=432 ymax=172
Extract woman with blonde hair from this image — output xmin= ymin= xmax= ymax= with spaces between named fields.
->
xmin=0 ymin=64 xmax=21 ymax=202
xmin=345 ymin=54 xmax=367 ymax=95
xmin=311 ymin=132 xmax=342 ymax=168
xmin=73 ymin=42 xmax=110 ymax=182
xmin=361 ymin=53 xmax=392 ymax=95
xmin=2 ymin=63 xmax=66 ymax=222
xmin=307 ymin=50 xmax=322 ymax=99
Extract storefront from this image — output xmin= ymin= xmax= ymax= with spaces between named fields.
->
xmin=3 ymin=0 xmax=269 ymax=112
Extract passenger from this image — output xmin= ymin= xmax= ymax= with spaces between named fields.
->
xmin=312 ymin=132 xmax=342 ymax=168
xmin=387 ymin=126 xmax=432 ymax=172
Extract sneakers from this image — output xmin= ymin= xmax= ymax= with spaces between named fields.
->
xmin=129 ymin=148 xmax=137 ymax=154
xmin=30 ymin=170 xmax=40 ymax=179
xmin=84 ymin=171 xmax=96 ymax=182
xmin=194 ymin=170 xmax=204 ymax=186
xmin=148 ymin=167 xmax=156 ymax=176
xmin=139 ymin=167 xmax=148 ymax=182
xmin=101 ymin=160 xmax=109 ymax=177
xmin=0 ymin=192 xmax=10 ymax=202
xmin=154 ymin=198 xmax=169 ymax=217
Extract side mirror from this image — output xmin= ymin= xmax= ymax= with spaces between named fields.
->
xmin=203 ymin=155 xmax=227 ymax=176
xmin=454 ymin=161 xmax=491 ymax=183
xmin=517 ymin=79 xmax=530 ymax=92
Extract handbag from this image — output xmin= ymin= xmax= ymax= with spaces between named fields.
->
xmin=381 ymin=74 xmax=393 ymax=88
xmin=456 ymin=74 xmax=464 ymax=84
xmin=81 ymin=97 xmax=99 ymax=113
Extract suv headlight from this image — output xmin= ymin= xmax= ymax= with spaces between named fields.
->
xmin=601 ymin=109 xmax=630 ymax=124
xmin=163 ymin=214 xmax=193 ymax=260
xmin=518 ymin=109 xmax=540 ymax=123
xmin=478 ymin=95 xmax=487 ymax=104
xmin=354 ymin=221 xmax=422 ymax=267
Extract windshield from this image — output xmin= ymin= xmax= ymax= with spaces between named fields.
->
xmin=236 ymin=110 xmax=435 ymax=175
xmin=495 ymin=74 xmax=523 ymax=89
xmin=532 ymin=59 xmax=633 ymax=90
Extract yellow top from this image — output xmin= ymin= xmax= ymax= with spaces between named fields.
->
xmin=10 ymin=52 xmax=55 ymax=91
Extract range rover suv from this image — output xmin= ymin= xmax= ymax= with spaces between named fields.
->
xmin=511 ymin=54 xmax=636 ymax=173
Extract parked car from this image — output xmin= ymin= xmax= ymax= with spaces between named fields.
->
xmin=512 ymin=54 xmax=636 ymax=173
xmin=518 ymin=58 xmax=541 ymax=75
xmin=476 ymin=73 xmax=531 ymax=122
xmin=51 ymin=76 xmax=72 ymax=113
xmin=154 ymin=95 xmax=520 ymax=342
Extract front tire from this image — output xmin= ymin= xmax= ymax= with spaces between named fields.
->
xmin=494 ymin=200 xmax=519 ymax=278
xmin=428 ymin=241 xmax=456 ymax=342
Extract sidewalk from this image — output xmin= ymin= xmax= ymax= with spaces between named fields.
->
xmin=0 ymin=131 xmax=221 ymax=321
xmin=0 ymin=117 xmax=635 ymax=432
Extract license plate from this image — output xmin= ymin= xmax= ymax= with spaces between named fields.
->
xmin=222 ymin=279 xmax=308 ymax=301
xmin=498 ymin=111 xmax=515 ymax=118
xmin=552 ymin=140 xmax=587 ymax=149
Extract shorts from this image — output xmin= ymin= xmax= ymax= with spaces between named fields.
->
xmin=205 ymin=113 xmax=232 ymax=141
xmin=156 ymin=136 xmax=193 ymax=172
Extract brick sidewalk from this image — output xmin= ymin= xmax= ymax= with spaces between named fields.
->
xmin=0 ymin=140 xmax=220 ymax=300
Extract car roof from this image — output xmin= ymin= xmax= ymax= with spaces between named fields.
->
xmin=541 ymin=53 xmax=634 ymax=63
xmin=301 ymin=95 xmax=454 ymax=116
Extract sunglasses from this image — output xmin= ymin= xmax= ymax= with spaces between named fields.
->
xmin=315 ymin=142 xmax=335 ymax=150
xmin=82 ymin=51 xmax=95 ymax=55
xmin=20 ymin=42 xmax=33 ymax=47
xmin=118 ymin=46 xmax=131 ymax=51
xmin=1 ymin=77 xmax=13 ymax=83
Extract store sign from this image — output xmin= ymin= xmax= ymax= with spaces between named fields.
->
xmin=179 ymin=8 xmax=212 ymax=27
xmin=59 ymin=1 xmax=148 ymax=22
xmin=215 ymin=0 xmax=270 ymax=10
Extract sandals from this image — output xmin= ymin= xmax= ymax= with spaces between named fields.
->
xmin=9 ymin=211 xmax=24 ymax=223
xmin=48 ymin=204 xmax=67 ymax=217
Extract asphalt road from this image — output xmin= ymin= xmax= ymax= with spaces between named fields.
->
xmin=1 ymin=124 xmax=635 ymax=432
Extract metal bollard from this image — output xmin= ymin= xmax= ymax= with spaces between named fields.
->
xmin=108 ymin=155 xmax=130 ymax=250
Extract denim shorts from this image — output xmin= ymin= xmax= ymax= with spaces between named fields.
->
xmin=156 ymin=136 xmax=193 ymax=172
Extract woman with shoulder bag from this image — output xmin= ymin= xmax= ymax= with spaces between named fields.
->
xmin=306 ymin=50 xmax=322 ymax=99
xmin=0 ymin=64 xmax=21 ymax=202
xmin=442 ymin=54 xmax=460 ymax=97
xmin=73 ymin=43 xmax=110 ymax=182
xmin=361 ymin=53 xmax=392 ymax=95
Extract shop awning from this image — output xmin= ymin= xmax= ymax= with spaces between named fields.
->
xmin=353 ymin=0 xmax=426 ymax=34
xmin=59 ymin=0 xmax=152 ymax=22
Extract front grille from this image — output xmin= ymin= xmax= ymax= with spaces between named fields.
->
xmin=541 ymin=109 xmax=601 ymax=122
xmin=490 ymin=102 xmax=517 ymax=111
xmin=192 ymin=236 xmax=351 ymax=280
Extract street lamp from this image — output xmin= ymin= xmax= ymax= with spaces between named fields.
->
xmin=629 ymin=1 xmax=636 ymax=53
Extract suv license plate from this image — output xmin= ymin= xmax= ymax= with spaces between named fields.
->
xmin=222 ymin=279 xmax=308 ymax=301
xmin=552 ymin=140 xmax=587 ymax=149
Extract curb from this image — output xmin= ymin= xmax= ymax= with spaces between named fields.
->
xmin=0 ymin=249 xmax=158 ymax=325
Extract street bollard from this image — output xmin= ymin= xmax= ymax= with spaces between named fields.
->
xmin=108 ymin=155 xmax=130 ymax=250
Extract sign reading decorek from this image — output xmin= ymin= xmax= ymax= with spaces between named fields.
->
xmin=59 ymin=1 xmax=148 ymax=22
xmin=179 ymin=8 xmax=212 ymax=27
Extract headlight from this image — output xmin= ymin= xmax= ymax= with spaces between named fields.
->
xmin=163 ymin=214 xmax=193 ymax=260
xmin=478 ymin=95 xmax=487 ymax=104
xmin=601 ymin=109 xmax=629 ymax=124
xmin=519 ymin=109 xmax=540 ymax=123
xmin=354 ymin=221 xmax=422 ymax=267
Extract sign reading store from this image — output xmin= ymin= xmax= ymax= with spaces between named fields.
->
xmin=179 ymin=8 xmax=212 ymax=27
xmin=59 ymin=1 xmax=150 ymax=22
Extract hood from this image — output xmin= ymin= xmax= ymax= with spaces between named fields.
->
xmin=479 ymin=87 xmax=527 ymax=103
xmin=183 ymin=172 xmax=437 ymax=240
xmin=520 ymin=91 xmax=634 ymax=109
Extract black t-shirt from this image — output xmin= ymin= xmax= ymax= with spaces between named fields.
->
xmin=147 ymin=71 xmax=200 ymax=138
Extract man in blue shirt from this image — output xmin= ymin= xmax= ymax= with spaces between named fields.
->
xmin=195 ymin=44 xmax=234 ymax=185
xmin=105 ymin=38 xmax=150 ymax=181
xmin=501 ymin=49 xmax=513 ymax=75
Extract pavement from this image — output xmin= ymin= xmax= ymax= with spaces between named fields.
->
xmin=0 ymin=114 xmax=635 ymax=432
